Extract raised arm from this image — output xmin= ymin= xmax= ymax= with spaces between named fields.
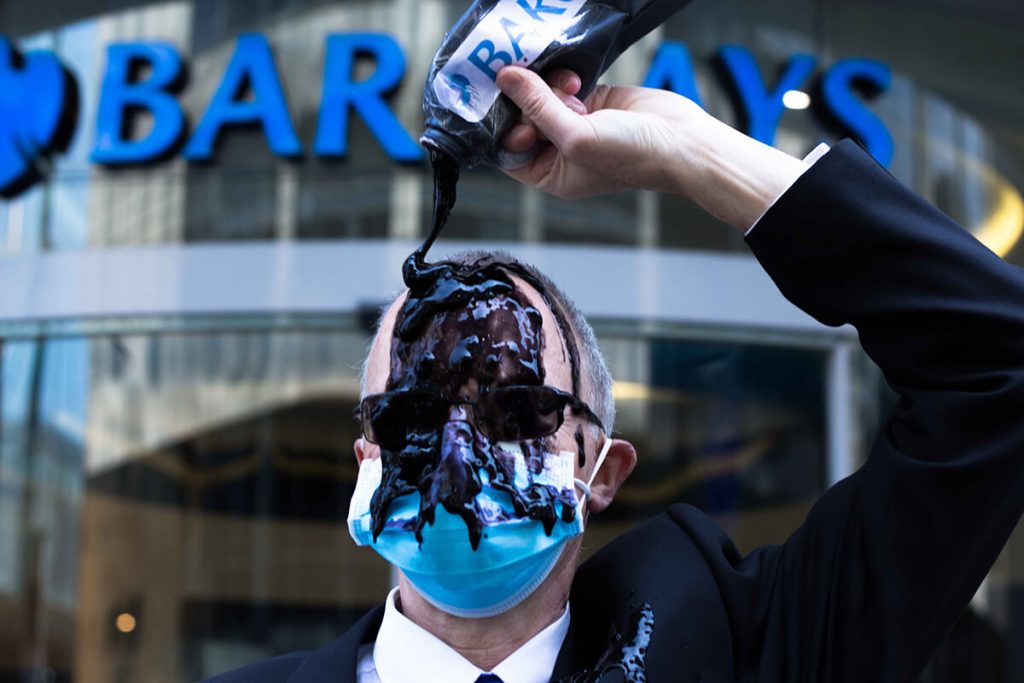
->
xmin=726 ymin=141 xmax=1024 ymax=680
xmin=498 ymin=66 xmax=1024 ymax=680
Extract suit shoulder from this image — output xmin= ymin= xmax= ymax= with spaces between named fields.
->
xmin=581 ymin=505 xmax=708 ymax=572
xmin=583 ymin=503 xmax=751 ymax=578
xmin=201 ymin=650 xmax=309 ymax=683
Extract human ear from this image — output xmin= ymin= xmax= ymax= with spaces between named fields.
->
xmin=355 ymin=437 xmax=382 ymax=465
xmin=354 ymin=438 xmax=368 ymax=464
xmin=587 ymin=439 xmax=637 ymax=514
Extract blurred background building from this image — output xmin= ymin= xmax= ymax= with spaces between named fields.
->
xmin=0 ymin=0 xmax=1021 ymax=681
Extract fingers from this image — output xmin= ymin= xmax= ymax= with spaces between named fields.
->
xmin=504 ymin=123 xmax=539 ymax=153
xmin=547 ymin=69 xmax=582 ymax=97
xmin=502 ymin=144 xmax=559 ymax=188
xmin=500 ymin=69 xmax=586 ymax=153
xmin=497 ymin=66 xmax=584 ymax=149
xmin=581 ymin=83 xmax=637 ymax=113
xmin=503 ymin=84 xmax=587 ymax=153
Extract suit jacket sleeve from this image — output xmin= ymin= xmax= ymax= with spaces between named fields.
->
xmin=677 ymin=139 xmax=1024 ymax=682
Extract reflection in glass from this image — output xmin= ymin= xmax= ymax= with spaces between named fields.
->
xmin=0 ymin=338 xmax=87 ymax=680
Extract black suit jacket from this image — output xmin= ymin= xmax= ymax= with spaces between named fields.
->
xmin=205 ymin=141 xmax=1024 ymax=682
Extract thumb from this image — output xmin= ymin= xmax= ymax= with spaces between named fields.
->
xmin=497 ymin=66 xmax=581 ymax=148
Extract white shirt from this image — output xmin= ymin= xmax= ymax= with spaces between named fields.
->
xmin=747 ymin=142 xmax=833 ymax=235
xmin=357 ymin=588 xmax=571 ymax=683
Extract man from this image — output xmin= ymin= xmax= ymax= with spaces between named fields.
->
xmin=206 ymin=66 xmax=1024 ymax=682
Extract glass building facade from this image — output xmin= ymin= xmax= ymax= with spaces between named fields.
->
xmin=0 ymin=0 xmax=1021 ymax=680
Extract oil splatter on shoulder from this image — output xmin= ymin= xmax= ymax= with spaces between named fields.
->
xmin=555 ymin=604 xmax=655 ymax=683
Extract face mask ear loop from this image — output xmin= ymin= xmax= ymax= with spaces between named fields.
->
xmin=574 ymin=435 xmax=613 ymax=519
xmin=348 ymin=456 xmax=384 ymax=546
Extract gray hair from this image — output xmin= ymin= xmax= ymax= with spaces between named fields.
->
xmin=359 ymin=249 xmax=615 ymax=435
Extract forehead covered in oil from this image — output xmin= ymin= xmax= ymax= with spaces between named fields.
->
xmin=386 ymin=287 xmax=546 ymax=395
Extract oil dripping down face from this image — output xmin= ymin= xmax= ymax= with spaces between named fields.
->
xmin=368 ymin=259 xmax=579 ymax=551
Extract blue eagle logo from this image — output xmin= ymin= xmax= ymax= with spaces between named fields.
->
xmin=0 ymin=37 xmax=79 ymax=199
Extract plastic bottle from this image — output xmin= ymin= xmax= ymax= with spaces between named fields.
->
xmin=421 ymin=0 xmax=693 ymax=169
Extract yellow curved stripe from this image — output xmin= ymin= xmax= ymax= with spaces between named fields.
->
xmin=972 ymin=165 xmax=1024 ymax=258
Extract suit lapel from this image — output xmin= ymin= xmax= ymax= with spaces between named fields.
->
xmin=550 ymin=607 xmax=588 ymax=679
xmin=287 ymin=605 xmax=385 ymax=683
xmin=550 ymin=589 xmax=609 ymax=680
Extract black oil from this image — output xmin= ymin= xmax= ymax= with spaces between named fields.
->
xmin=555 ymin=604 xmax=656 ymax=683
xmin=368 ymin=148 xmax=584 ymax=548
xmin=575 ymin=425 xmax=587 ymax=469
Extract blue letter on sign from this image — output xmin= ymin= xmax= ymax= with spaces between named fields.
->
xmin=91 ymin=42 xmax=185 ymax=164
xmin=314 ymin=33 xmax=422 ymax=162
xmin=717 ymin=45 xmax=816 ymax=146
xmin=642 ymin=41 xmax=703 ymax=108
xmin=183 ymin=34 xmax=301 ymax=161
xmin=821 ymin=59 xmax=893 ymax=166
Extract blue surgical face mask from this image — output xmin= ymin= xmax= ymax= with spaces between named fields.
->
xmin=348 ymin=435 xmax=612 ymax=618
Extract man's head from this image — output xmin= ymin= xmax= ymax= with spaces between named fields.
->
xmin=354 ymin=250 xmax=636 ymax=620
xmin=364 ymin=250 xmax=615 ymax=424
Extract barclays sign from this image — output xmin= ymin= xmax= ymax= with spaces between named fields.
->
xmin=0 ymin=39 xmax=79 ymax=198
xmin=0 ymin=32 xmax=893 ymax=199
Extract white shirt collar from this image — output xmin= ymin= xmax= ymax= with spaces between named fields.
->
xmin=373 ymin=587 xmax=570 ymax=683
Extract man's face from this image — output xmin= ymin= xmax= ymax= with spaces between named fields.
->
xmin=360 ymin=274 xmax=602 ymax=546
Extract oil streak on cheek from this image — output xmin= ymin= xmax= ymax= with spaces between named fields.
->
xmin=575 ymin=425 xmax=587 ymax=469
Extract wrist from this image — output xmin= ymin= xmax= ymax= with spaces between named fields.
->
xmin=671 ymin=116 xmax=809 ymax=232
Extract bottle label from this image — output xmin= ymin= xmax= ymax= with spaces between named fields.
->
xmin=433 ymin=0 xmax=589 ymax=123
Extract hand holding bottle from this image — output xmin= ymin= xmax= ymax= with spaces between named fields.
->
xmin=496 ymin=66 xmax=813 ymax=232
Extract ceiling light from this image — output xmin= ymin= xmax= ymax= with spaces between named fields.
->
xmin=782 ymin=90 xmax=811 ymax=110
xmin=115 ymin=612 xmax=137 ymax=634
